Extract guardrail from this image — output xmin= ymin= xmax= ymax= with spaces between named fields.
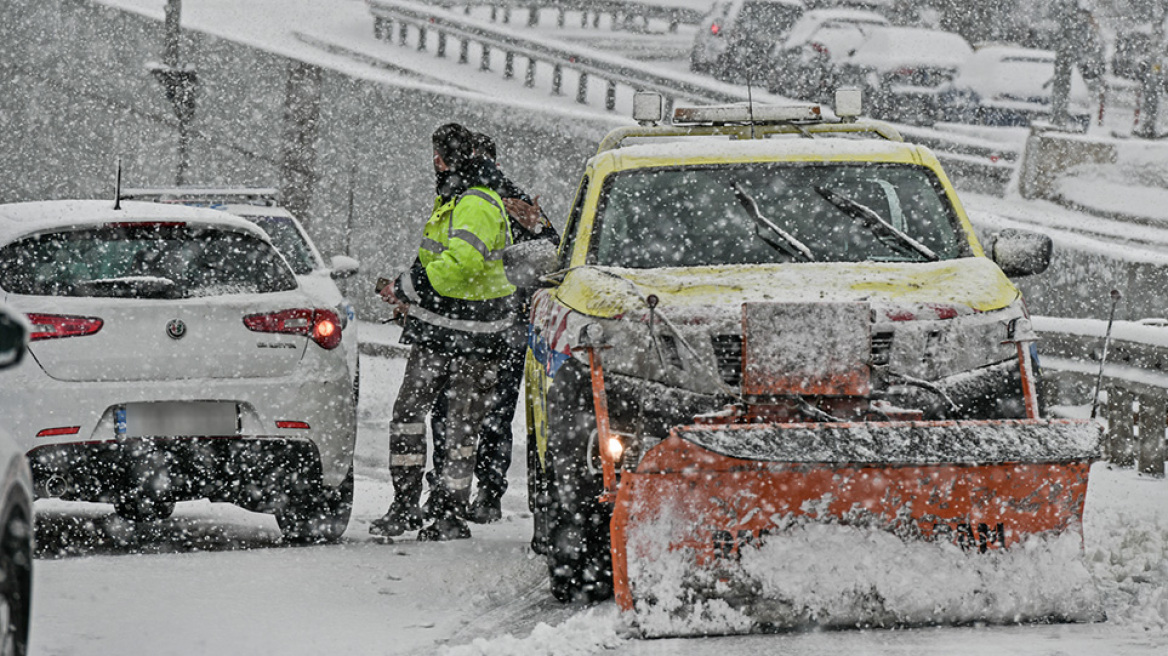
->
xmin=1038 ymin=322 xmax=1167 ymax=476
xmin=368 ymin=0 xmax=757 ymax=114
xmin=365 ymin=0 xmax=1019 ymax=191
xmin=427 ymin=0 xmax=704 ymax=32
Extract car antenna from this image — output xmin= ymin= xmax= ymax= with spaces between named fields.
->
xmin=746 ymin=68 xmax=757 ymax=139
xmin=113 ymin=157 xmax=123 ymax=210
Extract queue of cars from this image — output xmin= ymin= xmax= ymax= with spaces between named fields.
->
xmin=692 ymin=0 xmax=1097 ymax=127
xmin=0 ymin=196 xmax=360 ymax=545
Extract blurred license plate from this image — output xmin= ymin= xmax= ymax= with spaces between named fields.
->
xmin=124 ymin=401 xmax=238 ymax=437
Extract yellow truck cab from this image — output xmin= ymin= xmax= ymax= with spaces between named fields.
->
xmin=521 ymin=93 xmax=1056 ymax=605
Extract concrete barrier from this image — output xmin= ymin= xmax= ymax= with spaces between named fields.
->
xmin=0 ymin=0 xmax=618 ymax=321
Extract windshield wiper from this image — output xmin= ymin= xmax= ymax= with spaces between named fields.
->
xmin=731 ymin=182 xmax=815 ymax=262
xmin=814 ymin=186 xmax=939 ymax=262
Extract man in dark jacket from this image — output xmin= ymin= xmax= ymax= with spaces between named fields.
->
xmin=370 ymin=123 xmax=515 ymax=541
xmin=427 ymin=132 xmax=559 ymax=524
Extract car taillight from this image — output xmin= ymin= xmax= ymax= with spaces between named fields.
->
xmin=26 ymin=314 xmax=104 ymax=341
xmin=244 ymin=308 xmax=342 ymax=350
xmin=710 ymin=22 xmax=720 ymax=36
xmin=810 ymin=41 xmax=829 ymax=56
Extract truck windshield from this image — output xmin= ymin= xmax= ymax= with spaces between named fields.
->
xmin=592 ymin=163 xmax=969 ymax=268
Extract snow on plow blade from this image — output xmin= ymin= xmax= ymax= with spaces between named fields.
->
xmin=610 ymin=419 xmax=1104 ymax=636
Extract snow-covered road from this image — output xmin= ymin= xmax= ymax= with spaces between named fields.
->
xmin=30 ymin=347 xmax=1168 ymax=656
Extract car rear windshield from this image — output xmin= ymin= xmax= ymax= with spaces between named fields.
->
xmin=592 ymin=163 xmax=970 ymax=268
xmin=737 ymin=2 xmax=801 ymax=38
xmin=248 ymin=215 xmax=319 ymax=275
xmin=0 ymin=223 xmax=297 ymax=298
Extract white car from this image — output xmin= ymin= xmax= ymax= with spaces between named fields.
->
xmin=936 ymin=46 xmax=1092 ymax=128
xmin=0 ymin=305 xmax=33 ymax=655
xmin=119 ymin=188 xmax=361 ymax=402
xmin=837 ymin=25 xmax=974 ymax=124
xmin=0 ymin=200 xmax=355 ymax=543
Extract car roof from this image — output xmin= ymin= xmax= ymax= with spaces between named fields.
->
xmin=0 ymin=199 xmax=271 ymax=245
xmin=594 ymin=136 xmax=925 ymax=175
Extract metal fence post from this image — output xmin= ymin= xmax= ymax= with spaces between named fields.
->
xmin=504 ymin=51 xmax=515 ymax=79
xmin=552 ymin=64 xmax=563 ymax=95
xmin=437 ymin=31 xmax=447 ymax=58
xmin=605 ymin=80 xmax=617 ymax=111
xmin=374 ymin=16 xmax=390 ymax=40
xmin=398 ymin=20 xmax=409 ymax=46
xmin=1108 ymin=386 xmax=1136 ymax=466
xmin=576 ymin=71 xmax=589 ymax=104
xmin=1138 ymin=393 xmax=1167 ymax=477
xmin=459 ymin=38 xmax=469 ymax=64
xmin=525 ymin=58 xmax=537 ymax=87
xmin=418 ymin=26 xmax=427 ymax=51
xmin=480 ymin=43 xmax=492 ymax=71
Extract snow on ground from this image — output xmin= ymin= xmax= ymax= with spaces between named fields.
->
xmin=29 ymin=329 xmax=1168 ymax=656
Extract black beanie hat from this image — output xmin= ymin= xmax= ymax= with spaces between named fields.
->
xmin=432 ymin=123 xmax=473 ymax=172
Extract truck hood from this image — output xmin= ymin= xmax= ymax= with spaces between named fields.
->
xmin=553 ymin=257 xmax=1019 ymax=319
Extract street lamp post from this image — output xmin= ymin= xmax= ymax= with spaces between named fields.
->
xmin=149 ymin=0 xmax=198 ymax=185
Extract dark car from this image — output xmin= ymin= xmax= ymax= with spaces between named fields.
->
xmin=0 ymin=305 xmax=33 ymax=656
xmin=690 ymin=0 xmax=804 ymax=82
xmin=766 ymin=8 xmax=889 ymax=101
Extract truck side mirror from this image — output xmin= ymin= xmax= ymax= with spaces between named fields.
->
xmin=503 ymin=240 xmax=557 ymax=288
xmin=329 ymin=255 xmax=361 ymax=280
xmin=987 ymin=229 xmax=1052 ymax=277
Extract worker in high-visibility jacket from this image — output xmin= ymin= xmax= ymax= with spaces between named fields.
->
xmin=372 ymin=122 xmax=516 ymax=541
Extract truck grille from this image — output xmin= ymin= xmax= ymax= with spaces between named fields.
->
xmin=711 ymin=335 xmax=743 ymax=387
xmin=872 ymin=331 xmax=894 ymax=366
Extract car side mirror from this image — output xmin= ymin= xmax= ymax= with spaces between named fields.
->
xmin=987 ymin=229 xmax=1052 ymax=277
xmin=0 ymin=308 xmax=27 ymax=370
xmin=329 ymin=255 xmax=360 ymax=281
xmin=503 ymin=240 xmax=558 ymax=288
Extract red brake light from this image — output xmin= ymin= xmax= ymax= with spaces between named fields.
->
xmin=36 ymin=426 xmax=81 ymax=438
xmin=894 ymin=67 xmax=916 ymax=76
xmin=810 ymin=42 xmax=829 ymax=56
xmin=244 ymin=309 xmax=341 ymax=350
xmin=275 ymin=420 xmax=310 ymax=430
xmin=710 ymin=22 xmax=720 ymax=36
xmin=26 ymin=314 xmax=104 ymax=341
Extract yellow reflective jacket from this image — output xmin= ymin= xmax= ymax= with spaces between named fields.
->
xmin=419 ymin=188 xmax=515 ymax=301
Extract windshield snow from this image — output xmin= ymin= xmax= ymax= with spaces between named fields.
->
xmin=592 ymin=163 xmax=969 ymax=268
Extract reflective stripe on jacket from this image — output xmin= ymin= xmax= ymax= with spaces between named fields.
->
xmin=419 ymin=188 xmax=515 ymax=301
xmin=395 ymin=187 xmax=517 ymax=353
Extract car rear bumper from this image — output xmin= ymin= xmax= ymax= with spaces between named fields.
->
xmin=2 ymin=358 xmax=355 ymax=485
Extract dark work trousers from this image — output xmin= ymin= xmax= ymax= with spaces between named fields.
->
xmin=430 ymin=340 xmax=525 ymax=503
xmin=390 ymin=343 xmax=499 ymax=514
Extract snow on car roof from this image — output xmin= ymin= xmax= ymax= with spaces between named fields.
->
xmin=848 ymin=26 xmax=973 ymax=70
xmin=603 ymin=135 xmax=922 ymax=170
xmin=782 ymin=8 xmax=888 ymax=46
xmin=0 ymin=199 xmax=271 ymax=244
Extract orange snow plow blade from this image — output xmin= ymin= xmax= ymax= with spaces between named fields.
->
xmin=610 ymin=419 xmax=1103 ymax=636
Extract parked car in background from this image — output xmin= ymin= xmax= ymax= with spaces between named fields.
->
xmin=766 ymin=8 xmax=889 ymax=101
xmin=120 ymin=187 xmax=361 ymax=404
xmin=836 ymin=25 xmax=973 ymax=124
xmin=0 ymin=305 xmax=33 ymax=656
xmin=0 ymin=200 xmax=356 ymax=543
xmin=936 ymin=45 xmax=1092 ymax=128
xmin=690 ymin=0 xmax=804 ymax=81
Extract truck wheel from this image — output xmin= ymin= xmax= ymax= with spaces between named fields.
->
xmin=528 ymin=435 xmax=552 ymax=556
xmin=276 ymin=465 xmax=354 ymax=544
xmin=544 ymin=364 xmax=613 ymax=604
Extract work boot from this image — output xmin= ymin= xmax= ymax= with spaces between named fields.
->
xmin=369 ymin=502 xmax=424 ymax=538
xmin=466 ymin=491 xmax=502 ymax=524
xmin=417 ymin=514 xmax=472 ymax=541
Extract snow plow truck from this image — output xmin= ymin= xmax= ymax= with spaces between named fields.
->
xmin=514 ymin=92 xmax=1102 ymax=635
